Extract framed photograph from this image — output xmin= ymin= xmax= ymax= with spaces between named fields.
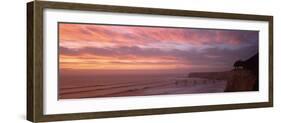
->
xmin=27 ymin=1 xmax=273 ymax=122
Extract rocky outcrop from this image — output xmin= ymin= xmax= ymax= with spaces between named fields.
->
xmin=233 ymin=53 xmax=258 ymax=90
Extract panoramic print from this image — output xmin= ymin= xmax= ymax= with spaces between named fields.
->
xmin=58 ymin=23 xmax=259 ymax=99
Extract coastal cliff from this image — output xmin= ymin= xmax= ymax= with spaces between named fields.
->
xmin=188 ymin=53 xmax=258 ymax=92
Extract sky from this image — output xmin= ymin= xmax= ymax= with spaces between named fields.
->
xmin=59 ymin=23 xmax=258 ymax=74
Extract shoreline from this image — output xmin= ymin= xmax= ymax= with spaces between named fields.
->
xmin=188 ymin=69 xmax=257 ymax=92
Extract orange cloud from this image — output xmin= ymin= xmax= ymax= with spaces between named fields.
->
xmin=60 ymin=53 xmax=188 ymax=70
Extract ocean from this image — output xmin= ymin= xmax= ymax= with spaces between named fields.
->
xmin=59 ymin=73 xmax=227 ymax=99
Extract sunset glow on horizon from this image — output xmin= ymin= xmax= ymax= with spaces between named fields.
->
xmin=59 ymin=23 xmax=258 ymax=73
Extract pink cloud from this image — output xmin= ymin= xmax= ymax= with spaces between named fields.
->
xmin=59 ymin=23 xmax=258 ymax=49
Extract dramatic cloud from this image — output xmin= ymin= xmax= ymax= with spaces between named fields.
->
xmin=59 ymin=23 xmax=258 ymax=72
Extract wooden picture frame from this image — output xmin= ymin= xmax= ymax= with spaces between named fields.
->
xmin=27 ymin=1 xmax=273 ymax=122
